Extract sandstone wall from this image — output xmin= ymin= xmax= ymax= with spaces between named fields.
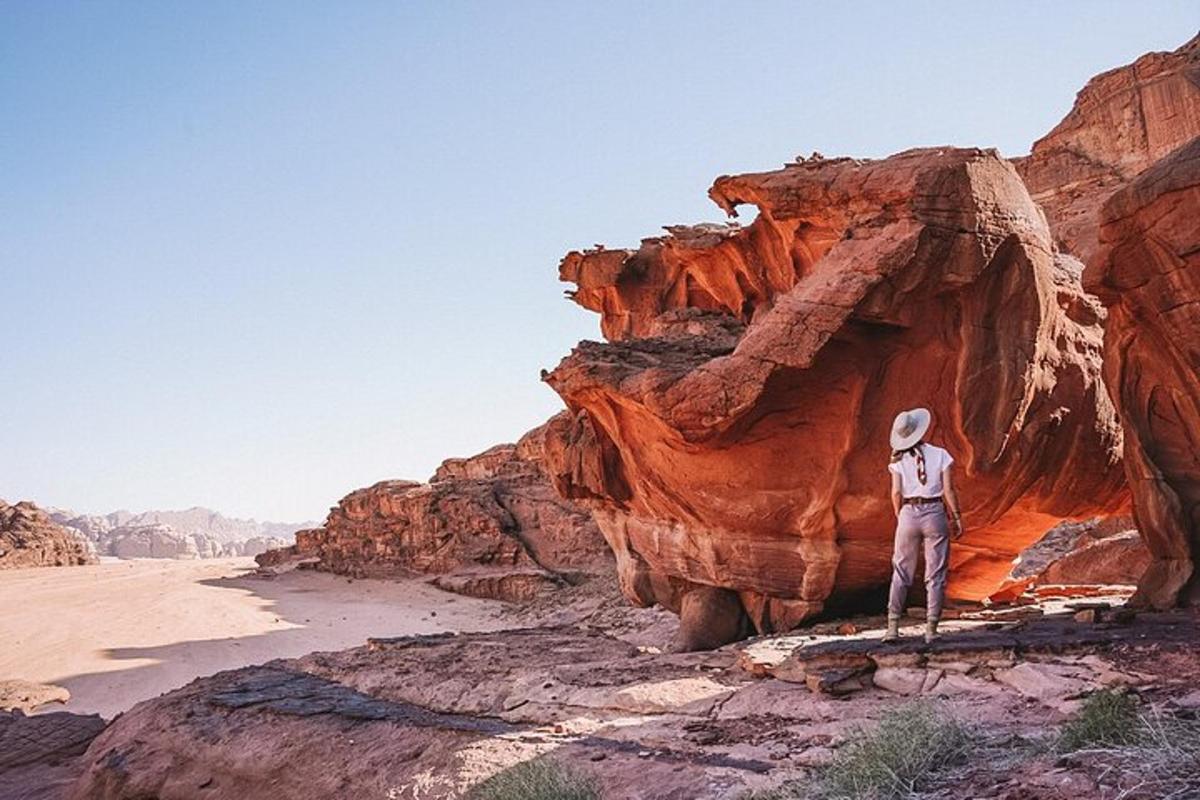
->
xmin=1085 ymin=137 xmax=1200 ymax=607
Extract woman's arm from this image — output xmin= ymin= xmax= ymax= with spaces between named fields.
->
xmin=943 ymin=466 xmax=964 ymax=539
xmin=890 ymin=471 xmax=903 ymax=517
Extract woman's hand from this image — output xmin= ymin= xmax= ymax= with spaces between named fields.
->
xmin=949 ymin=513 xmax=965 ymax=540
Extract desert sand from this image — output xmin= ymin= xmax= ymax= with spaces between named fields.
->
xmin=0 ymin=558 xmax=508 ymax=719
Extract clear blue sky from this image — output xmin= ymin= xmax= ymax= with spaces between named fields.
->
xmin=2 ymin=2 xmax=1195 ymax=522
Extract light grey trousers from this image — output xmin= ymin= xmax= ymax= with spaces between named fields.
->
xmin=887 ymin=503 xmax=950 ymax=620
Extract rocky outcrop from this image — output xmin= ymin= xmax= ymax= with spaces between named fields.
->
xmin=268 ymin=417 xmax=609 ymax=596
xmin=1014 ymin=34 xmax=1200 ymax=265
xmin=543 ymin=147 xmax=1127 ymax=645
xmin=0 ymin=500 xmax=95 ymax=569
xmin=1085 ymin=136 xmax=1200 ymax=608
xmin=63 ymin=606 xmax=1200 ymax=800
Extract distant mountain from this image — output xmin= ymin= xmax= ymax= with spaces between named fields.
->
xmin=47 ymin=506 xmax=318 ymax=561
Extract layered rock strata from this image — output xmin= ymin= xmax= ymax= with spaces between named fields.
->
xmin=1014 ymin=33 xmax=1200 ymax=264
xmin=269 ymin=417 xmax=609 ymax=594
xmin=543 ymin=146 xmax=1127 ymax=644
xmin=0 ymin=500 xmax=95 ymax=569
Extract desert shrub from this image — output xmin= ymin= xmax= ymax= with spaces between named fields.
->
xmin=1056 ymin=689 xmax=1141 ymax=752
xmin=1054 ymin=698 xmax=1200 ymax=797
xmin=818 ymin=702 xmax=969 ymax=799
xmin=742 ymin=702 xmax=969 ymax=800
xmin=466 ymin=757 xmax=601 ymax=800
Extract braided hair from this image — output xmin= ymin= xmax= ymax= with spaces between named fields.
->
xmin=889 ymin=441 xmax=928 ymax=485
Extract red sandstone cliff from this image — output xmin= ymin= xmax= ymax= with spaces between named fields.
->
xmin=1086 ymin=136 xmax=1200 ymax=609
xmin=269 ymin=416 xmax=609 ymax=601
xmin=1014 ymin=33 xmax=1200 ymax=264
xmin=0 ymin=500 xmax=95 ymax=569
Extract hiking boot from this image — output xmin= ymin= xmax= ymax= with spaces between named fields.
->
xmin=882 ymin=614 xmax=901 ymax=642
xmin=924 ymin=617 xmax=940 ymax=644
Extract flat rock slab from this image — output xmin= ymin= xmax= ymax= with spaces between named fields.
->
xmin=752 ymin=610 xmax=1200 ymax=697
xmin=209 ymin=667 xmax=516 ymax=734
xmin=0 ymin=710 xmax=106 ymax=770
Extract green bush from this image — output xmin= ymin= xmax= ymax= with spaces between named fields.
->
xmin=819 ymin=702 xmax=969 ymax=799
xmin=1056 ymin=689 xmax=1141 ymax=752
xmin=742 ymin=702 xmax=969 ymax=800
xmin=466 ymin=757 xmax=602 ymax=800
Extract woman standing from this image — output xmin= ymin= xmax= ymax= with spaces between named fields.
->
xmin=882 ymin=408 xmax=964 ymax=643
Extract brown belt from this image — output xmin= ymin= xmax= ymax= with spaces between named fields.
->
xmin=902 ymin=497 xmax=943 ymax=506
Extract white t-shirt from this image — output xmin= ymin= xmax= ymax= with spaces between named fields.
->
xmin=887 ymin=443 xmax=954 ymax=499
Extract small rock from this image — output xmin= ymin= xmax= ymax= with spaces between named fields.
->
xmin=873 ymin=667 xmax=928 ymax=695
xmin=836 ymin=622 xmax=859 ymax=636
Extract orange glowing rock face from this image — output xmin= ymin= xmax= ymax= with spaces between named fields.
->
xmin=543 ymin=147 xmax=1128 ymax=644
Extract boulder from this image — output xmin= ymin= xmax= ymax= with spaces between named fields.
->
xmin=0 ymin=500 xmax=95 ymax=569
xmin=543 ymin=146 xmax=1126 ymax=639
xmin=1037 ymin=530 xmax=1151 ymax=587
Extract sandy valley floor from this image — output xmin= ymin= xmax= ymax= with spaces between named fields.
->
xmin=0 ymin=558 xmax=509 ymax=719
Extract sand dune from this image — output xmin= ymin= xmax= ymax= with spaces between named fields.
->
xmin=0 ymin=558 xmax=508 ymax=719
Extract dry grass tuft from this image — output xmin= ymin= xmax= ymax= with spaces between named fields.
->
xmin=744 ymin=701 xmax=970 ymax=800
xmin=465 ymin=757 xmax=601 ymax=800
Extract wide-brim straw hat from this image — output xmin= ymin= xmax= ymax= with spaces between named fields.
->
xmin=890 ymin=408 xmax=931 ymax=451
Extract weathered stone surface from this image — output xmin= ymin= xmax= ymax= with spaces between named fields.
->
xmin=0 ymin=710 xmax=106 ymax=800
xmin=1014 ymin=34 xmax=1200 ymax=265
xmin=0 ymin=500 xmax=95 ymax=569
xmin=264 ymin=416 xmax=609 ymax=598
xmin=63 ymin=606 xmax=1200 ymax=800
xmin=1086 ymin=135 xmax=1200 ymax=608
xmin=543 ymin=146 xmax=1127 ymax=637
xmin=67 ymin=629 xmax=769 ymax=800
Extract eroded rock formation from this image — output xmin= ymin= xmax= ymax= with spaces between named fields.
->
xmin=0 ymin=500 xmax=95 ymax=569
xmin=543 ymin=146 xmax=1128 ymax=644
xmin=268 ymin=416 xmax=609 ymax=599
xmin=1086 ymin=136 xmax=1200 ymax=608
